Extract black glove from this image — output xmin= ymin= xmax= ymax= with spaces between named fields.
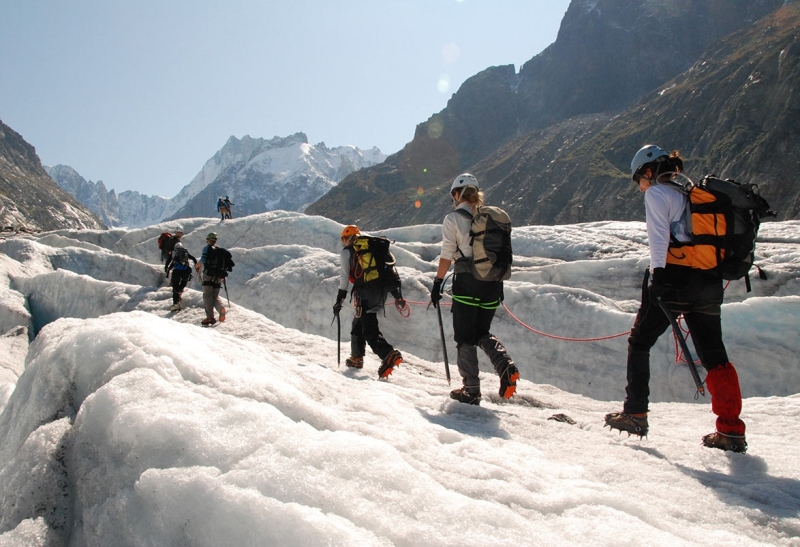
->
xmin=333 ymin=289 xmax=348 ymax=315
xmin=430 ymin=277 xmax=443 ymax=308
xmin=649 ymin=267 xmax=671 ymax=300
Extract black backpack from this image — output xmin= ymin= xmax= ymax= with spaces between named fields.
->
xmin=204 ymin=246 xmax=235 ymax=278
xmin=173 ymin=246 xmax=190 ymax=267
xmin=350 ymin=236 xmax=401 ymax=294
xmin=667 ymin=175 xmax=775 ymax=290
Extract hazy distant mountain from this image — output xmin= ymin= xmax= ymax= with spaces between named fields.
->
xmin=47 ymin=133 xmax=385 ymax=228
xmin=164 ymin=133 xmax=385 ymax=222
xmin=45 ymin=165 xmax=171 ymax=229
xmin=0 ymin=120 xmax=104 ymax=232
xmin=307 ymin=0 xmax=792 ymax=229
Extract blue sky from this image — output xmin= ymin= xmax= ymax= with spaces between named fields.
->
xmin=1 ymin=1 xmax=569 ymax=197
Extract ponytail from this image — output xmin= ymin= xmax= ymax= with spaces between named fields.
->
xmin=460 ymin=186 xmax=484 ymax=212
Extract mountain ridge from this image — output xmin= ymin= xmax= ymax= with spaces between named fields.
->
xmin=0 ymin=119 xmax=104 ymax=232
xmin=306 ymin=0 xmax=794 ymax=229
xmin=46 ymin=133 xmax=385 ymax=228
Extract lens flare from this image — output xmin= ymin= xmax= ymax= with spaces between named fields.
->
xmin=427 ymin=118 xmax=444 ymax=138
xmin=442 ymin=43 xmax=460 ymax=63
xmin=417 ymin=187 xmax=424 ymax=196
xmin=437 ymin=74 xmax=450 ymax=93
xmin=414 ymin=199 xmax=422 ymax=209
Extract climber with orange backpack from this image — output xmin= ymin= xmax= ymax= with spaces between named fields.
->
xmin=605 ymin=145 xmax=773 ymax=453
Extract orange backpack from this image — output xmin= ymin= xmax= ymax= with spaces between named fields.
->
xmin=666 ymin=175 xmax=775 ymax=289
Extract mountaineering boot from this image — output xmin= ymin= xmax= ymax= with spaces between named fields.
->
xmin=702 ymin=432 xmax=747 ymax=454
xmin=378 ymin=349 xmax=402 ymax=378
xmin=345 ymin=356 xmax=364 ymax=369
xmin=498 ymin=362 xmax=520 ymax=399
xmin=450 ymin=387 xmax=482 ymax=406
xmin=219 ymin=308 xmax=226 ymax=323
xmin=605 ymin=412 xmax=649 ymax=437
xmin=201 ymin=317 xmax=217 ymax=327
xmin=169 ymin=303 xmax=182 ymax=312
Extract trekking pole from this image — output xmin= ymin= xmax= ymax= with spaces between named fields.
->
xmin=223 ymin=278 xmax=230 ymax=307
xmin=656 ymin=298 xmax=705 ymax=398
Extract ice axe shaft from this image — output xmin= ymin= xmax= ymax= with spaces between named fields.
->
xmin=330 ymin=312 xmax=341 ymax=367
xmin=434 ymin=303 xmax=451 ymax=384
xmin=656 ymin=298 xmax=705 ymax=397
xmin=336 ymin=313 xmax=341 ymax=367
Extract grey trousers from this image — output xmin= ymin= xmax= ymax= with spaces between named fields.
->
xmin=456 ymin=335 xmax=514 ymax=393
xmin=201 ymin=274 xmax=225 ymax=319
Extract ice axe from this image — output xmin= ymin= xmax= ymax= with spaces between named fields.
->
xmin=656 ymin=297 xmax=705 ymax=398
xmin=437 ymin=303 xmax=451 ymax=384
xmin=428 ymin=294 xmax=450 ymax=385
xmin=331 ymin=311 xmax=341 ymax=367
xmin=223 ymin=278 xmax=230 ymax=307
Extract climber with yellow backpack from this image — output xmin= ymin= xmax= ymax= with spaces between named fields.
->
xmin=333 ymin=225 xmax=407 ymax=379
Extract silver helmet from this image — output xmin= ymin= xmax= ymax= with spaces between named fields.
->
xmin=450 ymin=173 xmax=479 ymax=194
xmin=630 ymin=145 xmax=668 ymax=180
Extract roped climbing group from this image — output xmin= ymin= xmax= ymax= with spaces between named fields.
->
xmin=156 ymin=144 xmax=771 ymax=456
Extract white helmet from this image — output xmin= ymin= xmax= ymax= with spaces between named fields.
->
xmin=174 ymin=226 xmax=183 ymax=234
xmin=173 ymin=241 xmax=184 ymax=249
xmin=630 ymin=145 xmax=668 ymax=180
xmin=450 ymin=173 xmax=479 ymax=194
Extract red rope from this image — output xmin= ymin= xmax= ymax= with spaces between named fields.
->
xmin=402 ymin=299 xmax=627 ymax=342
xmin=673 ymin=315 xmax=701 ymax=366
xmin=501 ymin=302 xmax=629 ymax=342
xmin=395 ymin=300 xmax=411 ymax=318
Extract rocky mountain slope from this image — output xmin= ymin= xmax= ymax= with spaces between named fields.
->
xmin=307 ymin=0 xmax=793 ymax=229
xmin=0 ymin=120 xmax=104 ymax=232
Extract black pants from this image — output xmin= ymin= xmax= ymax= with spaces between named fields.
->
xmin=624 ymin=267 xmax=728 ymax=414
xmin=451 ymin=273 xmax=513 ymax=390
xmin=170 ymin=269 xmax=192 ymax=304
xmin=350 ymin=299 xmax=394 ymax=361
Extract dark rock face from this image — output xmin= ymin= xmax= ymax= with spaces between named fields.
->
xmin=0 ymin=120 xmax=104 ymax=232
xmin=307 ymin=0 xmax=791 ymax=229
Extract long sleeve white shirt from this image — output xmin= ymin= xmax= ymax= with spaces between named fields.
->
xmin=338 ymin=248 xmax=352 ymax=291
xmin=643 ymin=184 xmax=691 ymax=269
xmin=440 ymin=203 xmax=475 ymax=262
